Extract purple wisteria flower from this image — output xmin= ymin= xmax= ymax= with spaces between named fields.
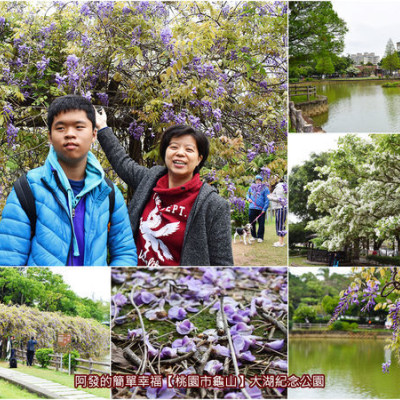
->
xmin=160 ymin=26 xmax=172 ymax=45
xmin=66 ymin=54 xmax=79 ymax=70
xmin=382 ymin=360 xmax=391 ymax=373
xmin=229 ymin=196 xmax=246 ymax=213
xmin=204 ymin=359 xmax=223 ymax=375
xmin=213 ymin=108 xmax=222 ymax=120
xmin=168 ymin=306 xmax=187 ymax=320
xmin=145 ymin=336 xmax=159 ymax=357
xmin=54 ymin=73 xmax=66 ymax=89
xmin=176 ymin=319 xmax=195 ymax=335
xmin=133 ymin=290 xmax=157 ymax=305
xmin=111 ymin=272 xmax=126 ymax=284
xmin=97 ymin=92 xmax=109 ymax=107
xmin=266 ymin=339 xmax=285 ymax=351
xmin=172 ymin=336 xmax=196 ymax=353
xmin=6 ymin=123 xmax=19 ymax=145
xmin=270 ymin=358 xmax=287 ymax=371
xmin=387 ymin=300 xmax=400 ymax=341
xmin=112 ymin=293 xmax=128 ymax=307
xmin=212 ymin=344 xmax=230 ymax=357
xmin=82 ymin=91 xmax=92 ymax=101
xmin=361 ymin=279 xmax=380 ymax=312
xmin=233 ymin=335 xmax=250 ymax=353
xmin=330 ymin=284 xmax=360 ymax=324
xmin=160 ymin=347 xmax=177 ymax=359
xmin=238 ymin=351 xmax=256 ymax=362
xmin=230 ymin=322 xmax=254 ymax=336
xmin=146 ymin=378 xmax=176 ymax=399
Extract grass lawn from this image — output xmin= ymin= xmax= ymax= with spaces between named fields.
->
xmin=0 ymin=378 xmax=42 ymax=399
xmin=289 ymin=255 xmax=323 ymax=267
xmin=0 ymin=361 xmax=110 ymax=399
xmin=232 ymin=217 xmax=287 ymax=266
xmin=290 ymin=94 xmax=317 ymax=103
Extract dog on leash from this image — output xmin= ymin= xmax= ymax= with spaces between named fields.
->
xmin=233 ymin=223 xmax=252 ymax=245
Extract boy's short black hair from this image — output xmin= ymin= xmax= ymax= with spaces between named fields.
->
xmin=47 ymin=95 xmax=96 ymax=130
xmin=159 ymin=124 xmax=209 ymax=174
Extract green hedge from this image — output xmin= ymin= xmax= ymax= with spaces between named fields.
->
xmin=36 ymin=348 xmax=54 ymax=368
xmin=329 ymin=321 xmax=358 ymax=331
xmin=366 ymin=255 xmax=400 ymax=266
xmin=63 ymin=350 xmax=80 ymax=371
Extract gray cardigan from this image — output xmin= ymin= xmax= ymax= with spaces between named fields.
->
xmin=97 ymin=127 xmax=234 ymax=266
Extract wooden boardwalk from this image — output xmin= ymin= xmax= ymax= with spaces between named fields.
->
xmin=0 ymin=366 xmax=107 ymax=399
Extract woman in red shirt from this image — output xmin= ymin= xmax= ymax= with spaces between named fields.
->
xmin=96 ymin=109 xmax=233 ymax=266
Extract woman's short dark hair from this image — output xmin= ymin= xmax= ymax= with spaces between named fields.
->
xmin=47 ymin=95 xmax=96 ymax=130
xmin=159 ymin=124 xmax=209 ymax=174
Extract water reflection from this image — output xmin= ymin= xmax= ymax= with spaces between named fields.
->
xmin=289 ymin=338 xmax=400 ymax=399
xmin=310 ymin=81 xmax=400 ymax=132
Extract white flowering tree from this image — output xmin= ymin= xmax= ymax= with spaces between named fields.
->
xmin=306 ymin=135 xmax=400 ymax=260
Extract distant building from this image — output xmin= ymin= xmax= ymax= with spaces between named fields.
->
xmin=397 ymin=42 xmax=400 ymax=52
xmin=350 ymin=52 xmax=380 ymax=65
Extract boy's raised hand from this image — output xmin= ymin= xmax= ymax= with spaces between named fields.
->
xmin=95 ymin=106 xmax=108 ymax=130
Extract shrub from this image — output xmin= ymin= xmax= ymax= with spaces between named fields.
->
xmin=63 ymin=350 xmax=80 ymax=371
xmin=366 ymin=255 xmax=400 ymax=266
xmin=349 ymin=322 xmax=358 ymax=331
xmin=330 ymin=321 xmax=353 ymax=331
xmin=35 ymin=348 xmax=54 ymax=368
xmin=289 ymin=78 xmax=299 ymax=84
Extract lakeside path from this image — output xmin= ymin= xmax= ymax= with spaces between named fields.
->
xmin=0 ymin=366 xmax=106 ymax=399
xmin=290 ymin=330 xmax=391 ymax=339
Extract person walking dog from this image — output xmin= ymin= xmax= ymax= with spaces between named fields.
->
xmin=246 ymin=175 xmax=270 ymax=243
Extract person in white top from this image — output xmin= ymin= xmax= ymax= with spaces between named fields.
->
xmin=267 ymin=177 xmax=287 ymax=247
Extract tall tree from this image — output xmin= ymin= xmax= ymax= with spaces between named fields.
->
xmin=381 ymin=38 xmax=400 ymax=75
xmin=315 ymin=54 xmax=335 ymax=75
xmin=289 ymin=1 xmax=348 ymax=65
xmin=289 ymin=151 xmax=331 ymax=222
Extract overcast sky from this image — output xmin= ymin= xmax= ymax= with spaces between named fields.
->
xmin=332 ymin=0 xmax=400 ymax=57
xmin=288 ymin=133 xmax=345 ymax=172
xmin=48 ymin=267 xmax=110 ymax=302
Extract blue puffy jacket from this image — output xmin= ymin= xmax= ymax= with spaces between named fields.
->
xmin=0 ymin=148 xmax=137 ymax=266
xmin=246 ymin=184 xmax=270 ymax=212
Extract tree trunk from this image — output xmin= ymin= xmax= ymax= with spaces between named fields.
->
xmin=353 ymin=238 xmax=360 ymax=261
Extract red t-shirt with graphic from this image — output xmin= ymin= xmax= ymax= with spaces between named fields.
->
xmin=136 ymin=173 xmax=203 ymax=266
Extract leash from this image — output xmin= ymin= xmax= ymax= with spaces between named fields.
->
xmin=250 ymin=211 xmax=265 ymax=225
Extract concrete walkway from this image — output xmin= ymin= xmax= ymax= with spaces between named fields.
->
xmin=0 ymin=366 xmax=107 ymax=399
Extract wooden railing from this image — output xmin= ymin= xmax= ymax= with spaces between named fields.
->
xmin=289 ymin=85 xmax=317 ymax=101
xmin=74 ymin=357 xmax=110 ymax=374
xmin=292 ymin=323 xmax=384 ymax=330
xmin=15 ymin=349 xmax=110 ymax=374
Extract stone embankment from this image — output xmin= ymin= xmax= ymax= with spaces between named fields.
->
xmin=289 ymin=101 xmax=325 ymax=133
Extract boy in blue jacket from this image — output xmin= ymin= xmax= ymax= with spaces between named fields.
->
xmin=246 ymin=174 xmax=270 ymax=243
xmin=0 ymin=95 xmax=137 ymax=266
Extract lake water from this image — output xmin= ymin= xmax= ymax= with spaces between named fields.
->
xmin=289 ymin=337 xmax=400 ymax=399
xmin=310 ymin=81 xmax=400 ymax=133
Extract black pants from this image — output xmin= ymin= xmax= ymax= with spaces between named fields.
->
xmin=249 ymin=209 xmax=265 ymax=240
xmin=27 ymin=350 xmax=34 ymax=366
